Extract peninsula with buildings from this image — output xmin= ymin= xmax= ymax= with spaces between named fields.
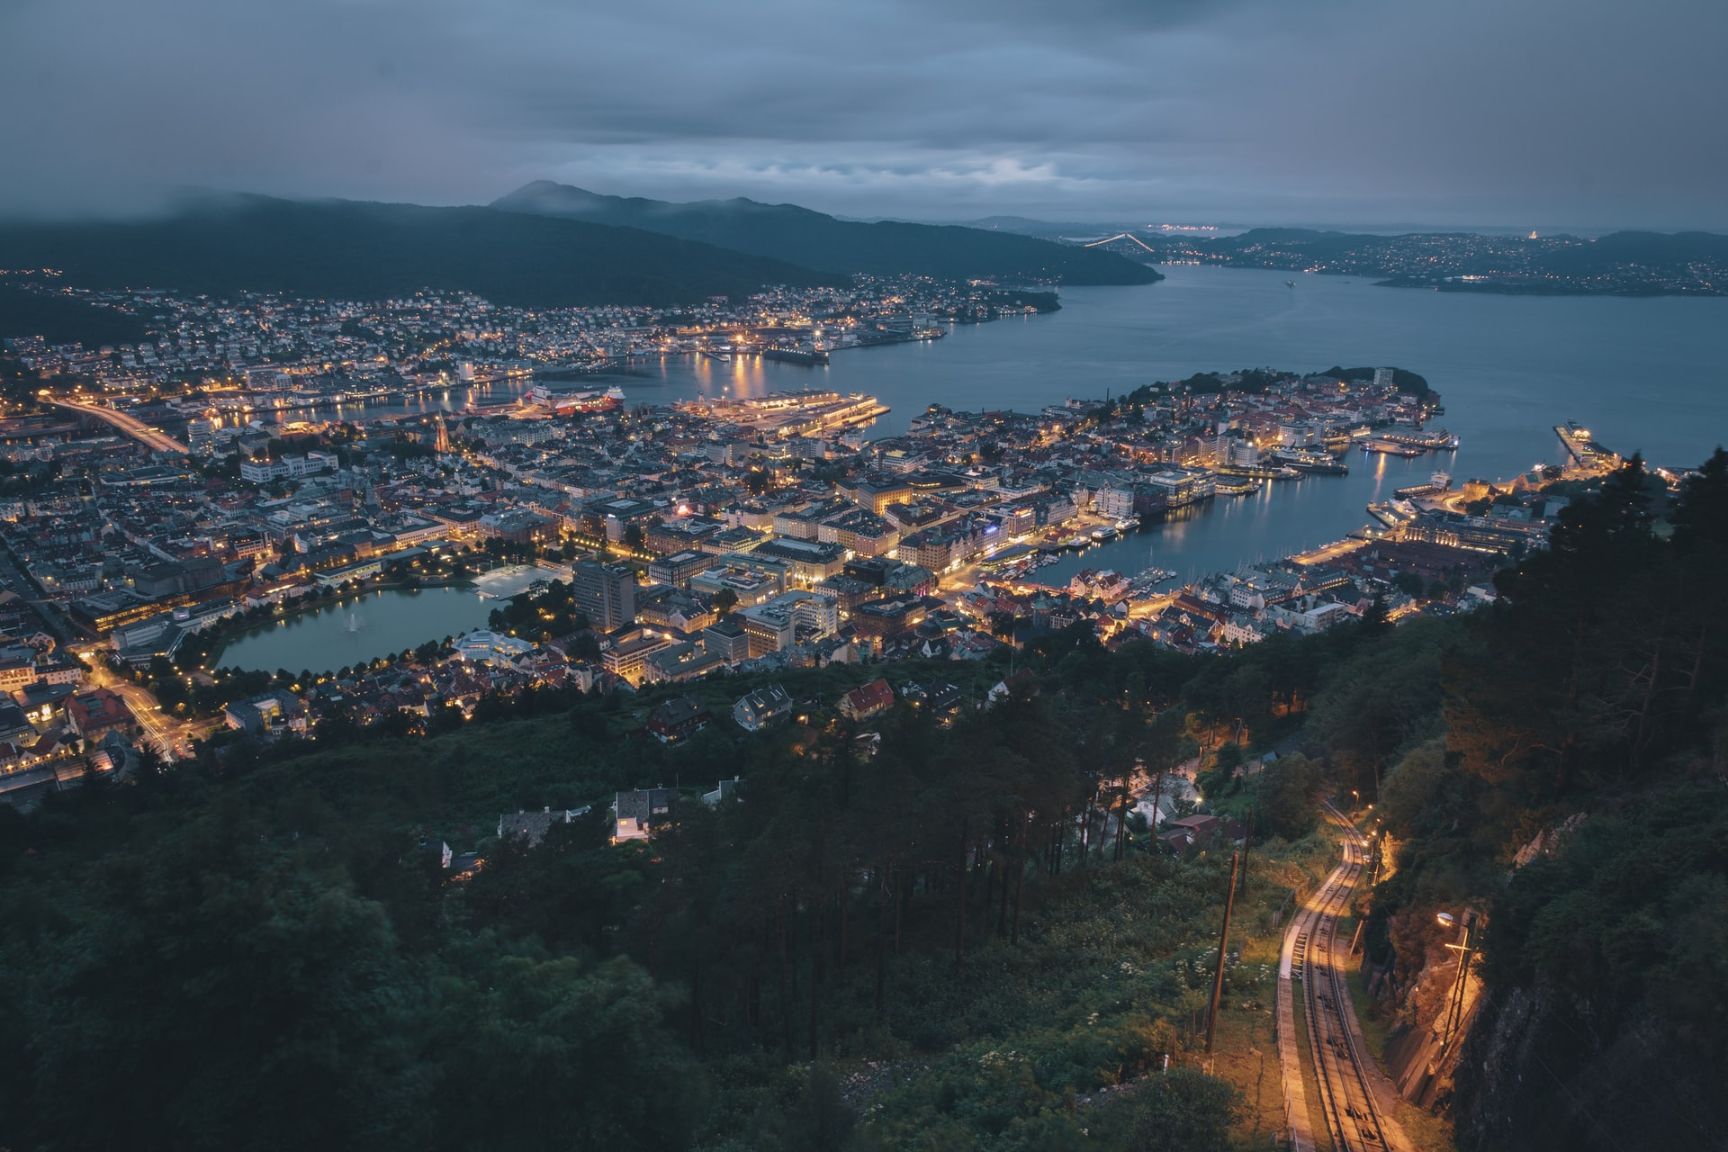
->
xmin=0 ymin=268 xmax=1612 ymax=805
xmin=1073 ymin=225 xmax=1728 ymax=296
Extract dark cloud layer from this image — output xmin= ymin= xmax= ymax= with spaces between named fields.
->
xmin=2 ymin=0 xmax=1723 ymax=227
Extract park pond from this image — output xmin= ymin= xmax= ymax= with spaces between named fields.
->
xmin=212 ymin=586 xmax=496 ymax=675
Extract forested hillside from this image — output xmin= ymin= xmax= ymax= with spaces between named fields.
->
xmin=0 ymin=196 xmax=837 ymax=307
xmin=493 ymin=181 xmax=1164 ymax=286
xmin=0 ymin=452 xmax=1723 ymax=1151
xmin=0 ymin=598 xmax=1388 ymax=1150
xmin=0 ymin=284 xmax=156 ymax=344
xmin=1415 ymin=452 xmax=1728 ymax=1152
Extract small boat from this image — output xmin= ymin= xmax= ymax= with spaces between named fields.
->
xmin=1215 ymin=463 xmax=1301 ymax=480
xmin=1271 ymin=448 xmax=1350 ymax=475
xmin=1285 ymin=279 xmax=1296 ymax=288
xmin=1380 ymin=426 xmax=1460 ymax=451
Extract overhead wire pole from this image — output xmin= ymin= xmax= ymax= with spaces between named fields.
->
xmin=1439 ymin=913 xmax=1478 ymax=1049
xmin=1205 ymin=850 xmax=1241 ymax=1054
xmin=1240 ymin=800 xmax=1256 ymax=899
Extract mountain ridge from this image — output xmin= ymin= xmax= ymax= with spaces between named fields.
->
xmin=492 ymin=181 xmax=1162 ymax=286
xmin=0 ymin=194 xmax=838 ymax=308
xmin=1038 ymin=224 xmax=1728 ymax=295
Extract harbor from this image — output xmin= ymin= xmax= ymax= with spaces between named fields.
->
xmin=1030 ymin=434 xmax=1464 ymax=590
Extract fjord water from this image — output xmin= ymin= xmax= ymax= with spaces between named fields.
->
xmin=634 ymin=265 xmax=1728 ymax=582
xmin=295 ymin=265 xmax=1724 ymax=613
xmin=646 ymin=266 xmax=1727 ymax=462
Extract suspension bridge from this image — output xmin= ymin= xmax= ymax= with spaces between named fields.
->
xmin=1080 ymin=232 xmax=1162 ymax=256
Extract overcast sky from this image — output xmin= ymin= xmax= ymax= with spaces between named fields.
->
xmin=3 ymin=0 xmax=1723 ymax=228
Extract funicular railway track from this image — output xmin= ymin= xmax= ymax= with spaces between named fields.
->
xmin=1289 ymin=806 xmax=1403 ymax=1152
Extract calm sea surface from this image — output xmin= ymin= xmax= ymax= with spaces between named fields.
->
xmin=238 ymin=266 xmax=1726 ymax=665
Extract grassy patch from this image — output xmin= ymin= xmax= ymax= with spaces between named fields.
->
xmin=1208 ymin=998 xmax=1280 ymax=1143
xmin=828 ymin=834 xmax=1338 ymax=1151
xmin=1183 ymin=832 xmax=1334 ymax=1150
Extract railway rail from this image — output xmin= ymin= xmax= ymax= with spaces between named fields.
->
xmin=1286 ymin=805 xmax=1406 ymax=1152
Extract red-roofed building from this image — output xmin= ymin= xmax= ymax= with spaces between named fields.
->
xmin=838 ymin=677 xmax=895 ymax=722
xmin=66 ymin=688 xmax=136 ymax=742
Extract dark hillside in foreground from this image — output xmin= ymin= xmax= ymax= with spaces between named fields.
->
xmin=0 ymin=196 xmax=837 ymax=307
xmin=494 ymin=181 xmax=1163 ymax=285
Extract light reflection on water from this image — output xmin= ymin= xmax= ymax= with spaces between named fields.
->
xmin=239 ymin=266 xmax=1725 ymax=581
xmin=212 ymin=587 xmax=496 ymax=675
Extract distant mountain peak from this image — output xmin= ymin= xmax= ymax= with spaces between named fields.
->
xmin=494 ymin=181 xmax=826 ymax=221
xmin=495 ymin=180 xmax=612 ymax=208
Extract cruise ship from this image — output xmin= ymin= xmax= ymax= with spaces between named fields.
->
xmin=1215 ymin=462 xmax=1301 ymax=480
xmin=1380 ymin=426 xmax=1461 ymax=451
xmin=1270 ymin=447 xmax=1350 ymax=475
xmin=527 ymin=384 xmax=625 ymax=413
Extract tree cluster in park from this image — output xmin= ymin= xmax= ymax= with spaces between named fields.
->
xmin=486 ymin=577 xmax=592 ymax=641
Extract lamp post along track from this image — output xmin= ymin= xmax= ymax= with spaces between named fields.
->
xmin=1291 ymin=805 xmax=1403 ymax=1152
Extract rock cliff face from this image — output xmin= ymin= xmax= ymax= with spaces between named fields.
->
xmin=1453 ymin=980 xmax=1724 ymax=1152
xmin=1448 ymin=797 xmax=1728 ymax=1152
xmin=1367 ymin=903 xmax=1484 ymax=1114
